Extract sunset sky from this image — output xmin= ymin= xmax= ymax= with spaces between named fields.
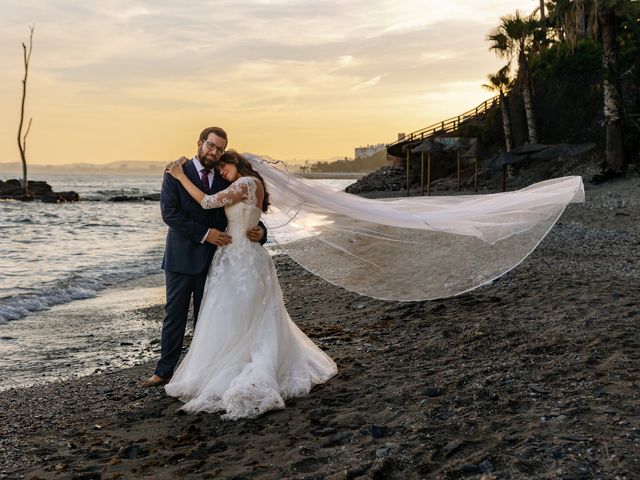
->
xmin=0 ymin=0 xmax=539 ymax=166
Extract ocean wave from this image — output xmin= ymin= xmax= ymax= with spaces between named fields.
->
xmin=0 ymin=260 xmax=162 ymax=324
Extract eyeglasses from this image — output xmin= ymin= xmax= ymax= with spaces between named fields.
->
xmin=203 ymin=141 xmax=225 ymax=153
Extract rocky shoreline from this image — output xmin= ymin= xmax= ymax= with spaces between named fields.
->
xmin=107 ymin=193 xmax=161 ymax=202
xmin=0 ymin=173 xmax=639 ymax=479
xmin=345 ymin=166 xmax=406 ymax=194
xmin=0 ymin=179 xmax=79 ymax=203
xmin=0 ymin=179 xmax=162 ymax=203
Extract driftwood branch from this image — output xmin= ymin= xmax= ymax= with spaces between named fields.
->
xmin=22 ymin=117 xmax=33 ymax=161
xmin=17 ymin=25 xmax=34 ymax=196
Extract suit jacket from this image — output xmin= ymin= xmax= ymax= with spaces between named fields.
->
xmin=160 ymin=159 xmax=267 ymax=275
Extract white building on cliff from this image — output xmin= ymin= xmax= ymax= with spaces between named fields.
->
xmin=355 ymin=143 xmax=386 ymax=159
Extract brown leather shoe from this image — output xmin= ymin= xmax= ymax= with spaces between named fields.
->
xmin=140 ymin=374 xmax=168 ymax=388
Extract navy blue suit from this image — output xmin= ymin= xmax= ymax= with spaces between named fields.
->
xmin=155 ymin=159 xmax=265 ymax=379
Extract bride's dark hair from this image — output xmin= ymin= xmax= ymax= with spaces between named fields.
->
xmin=218 ymin=150 xmax=271 ymax=212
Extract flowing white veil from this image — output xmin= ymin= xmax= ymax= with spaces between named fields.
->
xmin=246 ymin=154 xmax=585 ymax=301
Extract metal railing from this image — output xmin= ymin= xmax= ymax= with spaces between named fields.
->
xmin=388 ymin=95 xmax=501 ymax=148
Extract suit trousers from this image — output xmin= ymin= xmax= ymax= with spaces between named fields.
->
xmin=154 ymin=269 xmax=208 ymax=379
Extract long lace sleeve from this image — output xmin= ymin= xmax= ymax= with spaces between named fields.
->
xmin=201 ymin=176 xmax=256 ymax=209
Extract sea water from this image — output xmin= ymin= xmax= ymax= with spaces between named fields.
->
xmin=0 ymin=172 xmax=354 ymax=324
xmin=0 ymin=172 xmax=353 ymax=390
xmin=0 ymin=173 xmax=166 ymax=324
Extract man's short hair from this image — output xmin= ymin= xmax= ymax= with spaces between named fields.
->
xmin=199 ymin=127 xmax=228 ymax=144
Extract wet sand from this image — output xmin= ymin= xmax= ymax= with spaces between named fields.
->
xmin=1 ymin=174 xmax=639 ymax=479
xmin=0 ymin=275 xmax=165 ymax=392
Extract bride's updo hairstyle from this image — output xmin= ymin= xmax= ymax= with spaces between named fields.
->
xmin=218 ymin=150 xmax=271 ymax=212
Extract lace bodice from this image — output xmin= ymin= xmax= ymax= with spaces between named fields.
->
xmin=200 ymin=176 xmax=259 ymax=210
xmin=201 ymin=176 xmax=262 ymax=242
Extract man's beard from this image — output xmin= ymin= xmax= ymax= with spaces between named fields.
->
xmin=197 ymin=146 xmax=217 ymax=169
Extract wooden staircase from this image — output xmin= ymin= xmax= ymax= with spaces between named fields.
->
xmin=387 ymin=95 xmax=500 ymax=157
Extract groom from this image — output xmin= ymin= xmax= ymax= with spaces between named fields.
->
xmin=141 ymin=126 xmax=266 ymax=388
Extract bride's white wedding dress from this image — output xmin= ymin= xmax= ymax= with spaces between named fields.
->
xmin=165 ymin=176 xmax=337 ymax=420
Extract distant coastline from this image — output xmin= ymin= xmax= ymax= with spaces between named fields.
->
xmin=0 ymin=161 xmax=372 ymax=178
xmin=0 ymin=161 xmax=167 ymax=176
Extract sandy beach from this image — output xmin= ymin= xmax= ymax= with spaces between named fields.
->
xmin=1 ymin=173 xmax=639 ymax=479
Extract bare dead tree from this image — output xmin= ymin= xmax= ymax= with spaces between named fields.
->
xmin=17 ymin=25 xmax=34 ymax=196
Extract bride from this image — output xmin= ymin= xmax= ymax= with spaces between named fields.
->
xmin=163 ymin=151 xmax=337 ymax=420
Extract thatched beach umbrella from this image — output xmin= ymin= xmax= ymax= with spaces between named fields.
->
xmin=412 ymin=139 xmax=445 ymax=196
xmin=461 ymin=141 xmax=488 ymax=192
xmin=529 ymin=142 xmax=596 ymax=160
xmin=491 ymin=151 xmax=522 ymax=191
xmin=444 ymin=138 xmax=470 ymax=191
xmin=494 ymin=142 xmax=596 ymax=191
xmin=402 ymin=142 xmax=421 ymax=196
xmin=510 ymin=143 xmax=549 ymax=155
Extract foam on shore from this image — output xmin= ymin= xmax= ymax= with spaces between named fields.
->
xmin=0 ymin=273 xmax=165 ymax=392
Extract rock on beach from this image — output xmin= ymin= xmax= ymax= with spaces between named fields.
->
xmin=0 ymin=179 xmax=79 ymax=203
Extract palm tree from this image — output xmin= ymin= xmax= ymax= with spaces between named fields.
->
xmin=549 ymin=0 xmax=638 ymax=173
xmin=488 ymin=11 xmax=540 ymax=144
xmin=483 ymin=66 xmax=514 ymax=151
xmin=598 ymin=4 xmax=626 ymax=173
xmin=547 ymin=0 xmax=592 ymax=44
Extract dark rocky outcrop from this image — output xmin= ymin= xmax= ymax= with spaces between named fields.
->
xmin=108 ymin=193 xmax=160 ymax=202
xmin=0 ymin=179 xmax=79 ymax=202
xmin=345 ymin=166 xmax=405 ymax=194
xmin=41 ymin=191 xmax=80 ymax=203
